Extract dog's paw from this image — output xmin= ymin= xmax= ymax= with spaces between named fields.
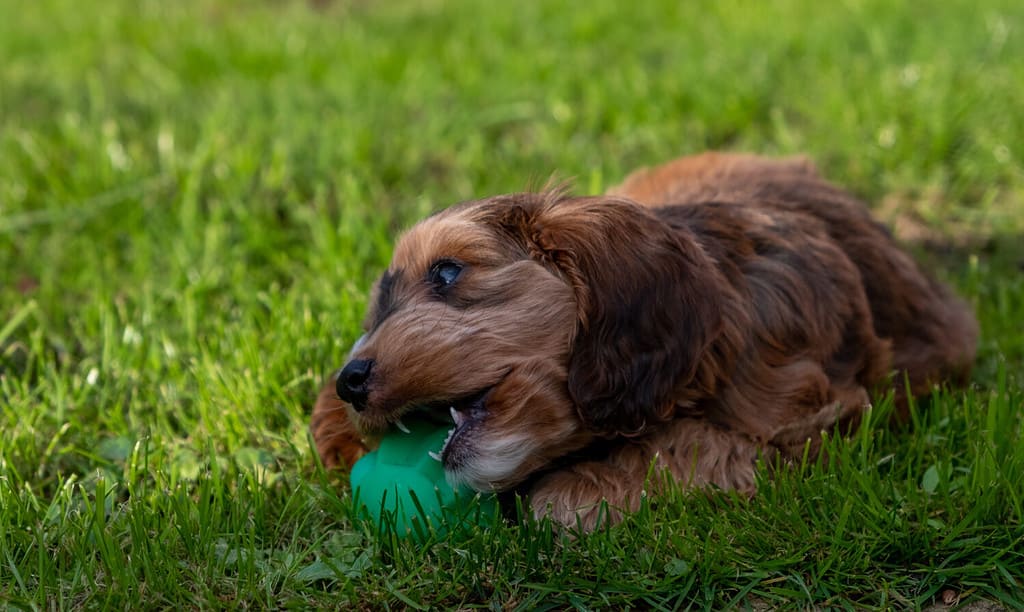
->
xmin=310 ymin=381 xmax=368 ymax=470
xmin=528 ymin=463 xmax=638 ymax=531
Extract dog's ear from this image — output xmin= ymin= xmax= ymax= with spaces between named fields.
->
xmin=489 ymin=193 xmax=724 ymax=435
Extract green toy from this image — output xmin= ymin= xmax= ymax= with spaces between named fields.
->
xmin=349 ymin=415 xmax=497 ymax=536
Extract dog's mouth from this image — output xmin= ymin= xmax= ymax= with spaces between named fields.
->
xmin=435 ymin=387 xmax=491 ymax=466
xmin=390 ymin=386 xmax=492 ymax=467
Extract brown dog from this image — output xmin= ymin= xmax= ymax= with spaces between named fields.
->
xmin=311 ymin=153 xmax=977 ymax=529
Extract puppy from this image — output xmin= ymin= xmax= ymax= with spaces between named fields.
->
xmin=311 ymin=153 xmax=977 ymax=530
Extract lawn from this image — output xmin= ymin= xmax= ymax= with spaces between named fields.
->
xmin=1 ymin=0 xmax=1022 ymax=608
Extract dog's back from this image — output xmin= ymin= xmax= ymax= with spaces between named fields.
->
xmin=610 ymin=153 xmax=978 ymax=406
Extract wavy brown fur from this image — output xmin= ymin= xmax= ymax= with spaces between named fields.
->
xmin=311 ymin=152 xmax=978 ymax=530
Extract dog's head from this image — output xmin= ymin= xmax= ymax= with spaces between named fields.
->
xmin=332 ymin=191 xmax=723 ymax=490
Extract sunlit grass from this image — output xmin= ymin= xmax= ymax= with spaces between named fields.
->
xmin=1 ymin=0 xmax=1022 ymax=607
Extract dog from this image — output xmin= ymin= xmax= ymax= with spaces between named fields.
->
xmin=311 ymin=153 xmax=978 ymax=530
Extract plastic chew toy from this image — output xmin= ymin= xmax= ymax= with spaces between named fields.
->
xmin=349 ymin=415 xmax=497 ymax=536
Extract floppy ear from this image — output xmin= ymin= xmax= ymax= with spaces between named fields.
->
xmin=491 ymin=193 xmax=725 ymax=435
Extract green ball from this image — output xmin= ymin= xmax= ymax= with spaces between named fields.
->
xmin=349 ymin=416 xmax=497 ymax=536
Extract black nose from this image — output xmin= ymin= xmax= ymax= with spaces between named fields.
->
xmin=336 ymin=359 xmax=374 ymax=411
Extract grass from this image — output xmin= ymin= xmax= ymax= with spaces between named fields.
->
xmin=1 ymin=0 xmax=1022 ymax=608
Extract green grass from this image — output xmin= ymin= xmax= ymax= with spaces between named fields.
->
xmin=1 ymin=0 xmax=1022 ymax=608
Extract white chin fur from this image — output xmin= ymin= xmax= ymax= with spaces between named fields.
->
xmin=445 ymin=432 xmax=536 ymax=491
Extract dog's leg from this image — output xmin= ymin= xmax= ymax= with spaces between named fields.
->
xmin=766 ymin=384 xmax=871 ymax=460
xmin=310 ymin=377 xmax=367 ymax=470
xmin=528 ymin=384 xmax=873 ymax=531
xmin=528 ymin=418 xmax=765 ymax=530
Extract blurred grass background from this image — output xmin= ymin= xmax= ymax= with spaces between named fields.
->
xmin=1 ymin=0 xmax=1022 ymax=608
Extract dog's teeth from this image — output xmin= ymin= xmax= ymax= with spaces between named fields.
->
xmin=394 ymin=418 xmax=411 ymax=434
xmin=428 ymin=451 xmax=442 ymax=462
xmin=440 ymin=427 xmax=456 ymax=452
xmin=449 ymin=406 xmax=462 ymax=425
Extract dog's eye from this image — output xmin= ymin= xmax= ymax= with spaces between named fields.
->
xmin=428 ymin=260 xmax=463 ymax=289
